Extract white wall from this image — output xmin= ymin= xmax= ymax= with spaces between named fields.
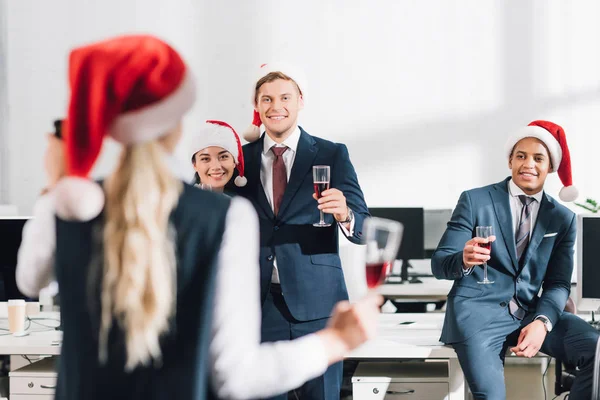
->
xmin=4 ymin=0 xmax=600 ymax=214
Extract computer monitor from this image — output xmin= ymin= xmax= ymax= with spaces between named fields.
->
xmin=0 ymin=217 xmax=32 ymax=301
xmin=368 ymin=208 xmax=424 ymax=283
xmin=424 ymin=209 xmax=453 ymax=257
xmin=577 ymin=214 xmax=600 ymax=312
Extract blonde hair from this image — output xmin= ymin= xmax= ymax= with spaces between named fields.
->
xmin=100 ymin=140 xmax=182 ymax=370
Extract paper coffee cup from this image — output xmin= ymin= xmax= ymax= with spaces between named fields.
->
xmin=8 ymin=299 xmax=27 ymax=334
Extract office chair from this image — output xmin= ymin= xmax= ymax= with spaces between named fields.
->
xmin=555 ymin=297 xmax=579 ymax=396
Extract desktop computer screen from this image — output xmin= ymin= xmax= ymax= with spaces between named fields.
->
xmin=368 ymin=208 xmax=424 ymax=261
xmin=577 ymin=214 xmax=600 ymax=312
xmin=0 ymin=218 xmax=32 ymax=300
xmin=368 ymin=208 xmax=425 ymax=283
xmin=424 ymin=209 xmax=453 ymax=257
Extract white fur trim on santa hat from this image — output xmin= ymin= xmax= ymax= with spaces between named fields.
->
xmin=559 ymin=185 xmax=579 ymax=202
xmin=54 ymin=177 xmax=105 ymax=221
xmin=191 ymin=123 xmax=239 ymax=161
xmin=251 ymin=61 xmax=308 ymax=103
xmin=505 ymin=125 xmax=562 ymax=172
xmin=110 ymin=72 xmax=196 ymax=144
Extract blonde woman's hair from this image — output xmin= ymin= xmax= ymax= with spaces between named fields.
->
xmin=100 ymin=140 xmax=182 ymax=371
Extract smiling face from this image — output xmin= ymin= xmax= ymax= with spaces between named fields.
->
xmin=192 ymin=146 xmax=236 ymax=190
xmin=254 ymin=76 xmax=303 ymax=143
xmin=509 ymin=137 xmax=552 ymax=195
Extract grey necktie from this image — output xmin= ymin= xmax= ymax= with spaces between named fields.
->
xmin=515 ymin=195 xmax=536 ymax=260
xmin=509 ymin=195 xmax=535 ymax=320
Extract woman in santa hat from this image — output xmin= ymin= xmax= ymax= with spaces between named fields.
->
xmin=15 ymin=34 xmax=381 ymax=400
xmin=190 ymin=120 xmax=247 ymax=192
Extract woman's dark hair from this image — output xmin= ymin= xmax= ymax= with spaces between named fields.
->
xmin=191 ymin=153 xmax=200 ymax=185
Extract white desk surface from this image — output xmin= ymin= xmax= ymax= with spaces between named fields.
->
xmin=348 ymin=313 xmax=457 ymax=359
xmin=378 ymin=278 xmax=453 ymax=299
xmin=0 ymin=312 xmax=61 ymax=356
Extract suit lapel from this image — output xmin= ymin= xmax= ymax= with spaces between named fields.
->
xmin=245 ymin=136 xmax=274 ymax=219
xmin=520 ymin=194 xmax=555 ymax=269
xmin=490 ymin=180 xmax=518 ymax=273
xmin=277 ymin=130 xmax=317 ymax=219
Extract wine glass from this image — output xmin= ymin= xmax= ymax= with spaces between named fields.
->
xmin=363 ymin=217 xmax=404 ymax=289
xmin=313 ymin=165 xmax=331 ymax=227
xmin=198 ymin=183 xmax=212 ymax=191
xmin=476 ymin=226 xmax=494 ymax=284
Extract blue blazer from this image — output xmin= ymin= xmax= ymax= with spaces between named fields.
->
xmin=432 ymin=178 xmax=576 ymax=344
xmin=234 ymin=127 xmax=369 ymax=321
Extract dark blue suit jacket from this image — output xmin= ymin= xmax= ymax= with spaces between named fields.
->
xmin=432 ymin=178 xmax=576 ymax=344
xmin=234 ymin=127 xmax=369 ymax=321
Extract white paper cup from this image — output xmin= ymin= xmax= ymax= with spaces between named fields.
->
xmin=8 ymin=299 xmax=27 ymax=334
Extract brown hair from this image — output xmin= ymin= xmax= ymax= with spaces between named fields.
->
xmin=254 ymin=72 xmax=302 ymax=104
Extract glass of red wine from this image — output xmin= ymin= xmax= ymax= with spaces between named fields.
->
xmin=476 ymin=226 xmax=494 ymax=284
xmin=363 ymin=217 xmax=404 ymax=289
xmin=313 ymin=165 xmax=331 ymax=227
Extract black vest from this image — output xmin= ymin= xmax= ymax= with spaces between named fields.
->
xmin=54 ymin=183 xmax=230 ymax=400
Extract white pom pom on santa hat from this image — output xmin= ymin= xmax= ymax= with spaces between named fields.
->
xmin=243 ymin=62 xmax=307 ymax=143
xmin=54 ymin=177 xmax=105 ymax=221
xmin=505 ymin=120 xmax=578 ymax=202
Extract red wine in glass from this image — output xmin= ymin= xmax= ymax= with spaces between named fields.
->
xmin=477 ymin=242 xmax=491 ymax=251
xmin=366 ymin=261 xmax=392 ymax=289
xmin=313 ymin=181 xmax=330 ymax=199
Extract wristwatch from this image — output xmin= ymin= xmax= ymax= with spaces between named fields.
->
xmin=535 ymin=315 xmax=553 ymax=332
xmin=338 ymin=208 xmax=354 ymax=224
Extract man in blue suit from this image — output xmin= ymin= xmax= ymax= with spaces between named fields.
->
xmin=432 ymin=120 xmax=599 ymax=400
xmin=234 ymin=63 xmax=369 ymax=400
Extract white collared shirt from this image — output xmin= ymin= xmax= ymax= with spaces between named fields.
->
xmin=508 ymin=179 xmax=544 ymax=239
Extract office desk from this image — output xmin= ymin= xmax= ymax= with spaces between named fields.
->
xmin=0 ymin=312 xmax=61 ymax=356
xmin=348 ymin=313 xmax=466 ymax=400
xmin=379 ymin=278 xmax=453 ymax=301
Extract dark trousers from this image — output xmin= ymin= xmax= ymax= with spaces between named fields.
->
xmin=453 ymin=309 xmax=599 ymax=400
xmin=260 ymin=284 xmax=342 ymax=400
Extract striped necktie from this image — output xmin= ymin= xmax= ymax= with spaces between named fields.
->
xmin=515 ymin=195 xmax=536 ymax=260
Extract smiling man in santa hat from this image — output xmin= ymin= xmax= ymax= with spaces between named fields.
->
xmin=432 ymin=120 xmax=599 ymax=399
xmin=233 ymin=62 xmax=370 ymax=400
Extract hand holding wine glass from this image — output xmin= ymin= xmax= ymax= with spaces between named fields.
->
xmin=363 ymin=217 xmax=403 ymax=289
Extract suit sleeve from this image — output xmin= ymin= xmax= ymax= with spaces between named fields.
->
xmin=534 ymin=213 xmax=575 ymax=326
xmin=431 ymin=191 xmax=474 ymax=280
xmin=331 ymin=144 xmax=369 ymax=244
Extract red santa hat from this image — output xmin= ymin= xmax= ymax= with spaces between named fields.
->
xmin=54 ymin=34 xmax=196 ymax=221
xmin=242 ymin=62 xmax=307 ymax=142
xmin=505 ymin=120 xmax=578 ymax=202
xmin=190 ymin=120 xmax=247 ymax=187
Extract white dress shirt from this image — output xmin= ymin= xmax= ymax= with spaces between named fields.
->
xmin=16 ymin=152 xmax=329 ymax=399
xmin=260 ymin=127 xmax=354 ymax=283
xmin=508 ymin=178 xmax=543 ymax=239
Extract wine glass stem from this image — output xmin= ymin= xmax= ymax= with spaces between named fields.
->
xmin=483 ymin=262 xmax=488 ymax=281
xmin=319 ymin=210 xmax=325 ymax=224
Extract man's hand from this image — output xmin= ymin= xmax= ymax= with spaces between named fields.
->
xmin=313 ymin=188 xmax=349 ymax=222
xmin=317 ymin=292 xmax=383 ymax=364
xmin=510 ymin=320 xmax=547 ymax=358
xmin=462 ymin=236 xmax=496 ymax=269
